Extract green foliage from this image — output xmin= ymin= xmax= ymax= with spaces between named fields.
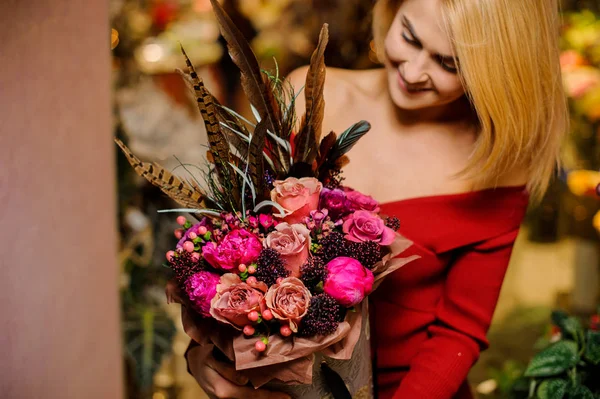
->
xmin=511 ymin=310 xmax=600 ymax=399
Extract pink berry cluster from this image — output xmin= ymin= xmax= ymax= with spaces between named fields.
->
xmin=166 ymin=215 xmax=209 ymax=263
xmin=242 ymin=306 xmax=294 ymax=353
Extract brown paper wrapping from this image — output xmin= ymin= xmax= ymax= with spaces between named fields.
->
xmin=178 ymin=233 xmax=419 ymax=393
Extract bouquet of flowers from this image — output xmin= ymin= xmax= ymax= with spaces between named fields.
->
xmin=116 ymin=1 xmax=418 ymax=397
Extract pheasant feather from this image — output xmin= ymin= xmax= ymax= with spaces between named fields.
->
xmin=115 ymin=138 xmax=206 ymax=209
xmin=294 ymin=24 xmax=329 ymax=165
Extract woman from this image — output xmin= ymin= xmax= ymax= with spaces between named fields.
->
xmin=186 ymin=0 xmax=567 ymax=397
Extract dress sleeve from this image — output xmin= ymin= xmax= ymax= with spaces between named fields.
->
xmin=391 ymin=228 xmax=521 ymax=399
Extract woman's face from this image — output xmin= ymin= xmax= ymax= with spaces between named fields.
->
xmin=383 ymin=0 xmax=466 ymax=111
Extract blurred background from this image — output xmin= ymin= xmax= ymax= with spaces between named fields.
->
xmin=109 ymin=0 xmax=600 ymax=398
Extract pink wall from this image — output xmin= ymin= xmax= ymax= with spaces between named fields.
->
xmin=0 ymin=1 xmax=123 ymax=397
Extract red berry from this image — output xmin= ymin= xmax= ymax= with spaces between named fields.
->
xmin=166 ymin=250 xmax=175 ymax=261
xmin=255 ymin=340 xmax=266 ymax=352
xmin=280 ymin=325 xmax=292 ymax=337
xmin=263 ymin=309 xmax=273 ymax=321
xmin=182 ymin=241 xmax=194 ymax=253
xmin=198 ymin=226 xmax=208 ymax=235
xmin=176 ymin=216 xmax=186 ymax=226
xmin=248 ymin=311 xmax=259 ymax=322
xmin=238 ymin=264 xmax=247 ymax=273
xmin=243 ymin=325 xmax=255 ymax=336
xmin=174 ymin=229 xmax=184 ymax=239
xmin=248 ymin=265 xmax=256 ymax=274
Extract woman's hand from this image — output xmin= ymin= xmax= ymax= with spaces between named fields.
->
xmin=186 ymin=342 xmax=291 ymax=399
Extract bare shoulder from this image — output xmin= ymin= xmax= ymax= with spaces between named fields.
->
xmin=285 ymin=66 xmax=386 ymax=126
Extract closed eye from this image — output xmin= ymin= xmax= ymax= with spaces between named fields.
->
xmin=436 ymin=55 xmax=458 ymax=74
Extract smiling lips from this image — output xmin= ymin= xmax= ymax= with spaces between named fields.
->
xmin=397 ymin=70 xmax=432 ymax=94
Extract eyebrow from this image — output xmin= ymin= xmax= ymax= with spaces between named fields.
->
xmin=401 ymin=15 xmax=457 ymax=65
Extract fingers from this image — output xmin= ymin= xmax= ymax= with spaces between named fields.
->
xmin=186 ymin=341 xmax=291 ymax=399
xmin=205 ymin=352 xmax=249 ymax=386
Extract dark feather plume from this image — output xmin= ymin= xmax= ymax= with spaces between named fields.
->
xmin=294 ymin=24 xmax=329 ymax=165
xmin=179 ymin=45 xmax=240 ymax=206
xmin=209 ymin=0 xmax=283 ymax=168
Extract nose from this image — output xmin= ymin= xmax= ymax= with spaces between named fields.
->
xmin=401 ymin=51 xmax=429 ymax=84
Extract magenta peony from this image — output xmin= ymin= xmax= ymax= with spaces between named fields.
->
xmin=185 ymin=271 xmax=220 ymax=317
xmin=265 ymin=277 xmax=312 ymax=332
xmin=343 ymin=210 xmax=395 ymax=245
xmin=202 ymin=229 xmax=262 ymax=271
xmin=210 ymin=274 xmax=268 ymax=329
xmin=323 ymin=257 xmax=374 ymax=307
xmin=270 ymin=177 xmax=322 ymax=224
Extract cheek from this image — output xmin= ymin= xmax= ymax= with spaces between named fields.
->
xmin=432 ymin=74 xmax=465 ymax=99
xmin=383 ymin=23 xmax=407 ymax=62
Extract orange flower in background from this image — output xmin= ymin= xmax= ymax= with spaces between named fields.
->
xmin=562 ymin=66 xmax=600 ymax=99
xmin=560 ymin=50 xmax=588 ymax=72
xmin=567 ymin=170 xmax=600 ymax=197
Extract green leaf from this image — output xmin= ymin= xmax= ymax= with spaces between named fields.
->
xmin=315 ymin=281 xmax=324 ymax=293
xmin=184 ymin=221 xmax=192 ymax=229
xmin=123 ymin=305 xmax=176 ymax=390
xmin=552 ymin=311 xmax=584 ymax=344
xmin=537 ymin=379 xmax=567 ymax=399
xmin=525 ymin=340 xmax=580 ymax=377
xmin=564 ymin=317 xmax=585 ymax=346
xmin=584 ymin=330 xmax=600 ymax=365
xmin=566 ymin=384 xmax=594 ymax=399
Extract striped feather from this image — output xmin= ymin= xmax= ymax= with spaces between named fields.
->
xmin=115 ymin=139 xmax=206 ymax=209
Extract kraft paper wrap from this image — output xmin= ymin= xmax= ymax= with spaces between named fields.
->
xmin=176 ymin=233 xmax=419 ymax=394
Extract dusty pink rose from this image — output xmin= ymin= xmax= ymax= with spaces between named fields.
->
xmin=202 ymin=229 xmax=262 ymax=271
xmin=346 ymin=190 xmax=380 ymax=213
xmin=210 ymin=273 xmax=268 ymax=329
xmin=271 ymin=177 xmax=322 ymax=224
xmin=265 ymin=223 xmax=311 ymax=278
xmin=265 ymin=277 xmax=312 ymax=332
xmin=343 ymin=210 xmax=395 ymax=245
xmin=185 ymin=271 xmax=220 ymax=317
xmin=324 ymin=257 xmax=374 ymax=307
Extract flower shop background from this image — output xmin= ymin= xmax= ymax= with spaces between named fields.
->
xmin=110 ymin=0 xmax=600 ymax=398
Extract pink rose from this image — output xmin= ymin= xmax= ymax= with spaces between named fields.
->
xmin=343 ymin=210 xmax=395 ymax=245
xmin=210 ymin=273 xmax=268 ymax=329
xmin=271 ymin=177 xmax=322 ymax=224
xmin=346 ymin=190 xmax=380 ymax=213
xmin=324 ymin=257 xmax=374 ymax=307
xmin=265 ymin=223 xmax=311 ymax=278
xmin=185 ymin=271 xmax=220 ymax=317
xmin=265 ymin=277 xmax=312 ymax=332
xmin=202 ymin=229 xmax=262 ymax=271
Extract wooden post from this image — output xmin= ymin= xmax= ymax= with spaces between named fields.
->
xmin=0 ymin=1 xmax=123 ymax=397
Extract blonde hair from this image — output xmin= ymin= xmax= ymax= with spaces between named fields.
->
xmin=373 ymin=0 xmax=568 ymax=201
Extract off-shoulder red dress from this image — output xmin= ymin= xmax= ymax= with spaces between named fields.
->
xmin=371 ymin=186 xmax=529 ymax=399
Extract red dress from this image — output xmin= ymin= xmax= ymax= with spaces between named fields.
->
xmin=371 ymin=186 xmax=529 ymax=399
